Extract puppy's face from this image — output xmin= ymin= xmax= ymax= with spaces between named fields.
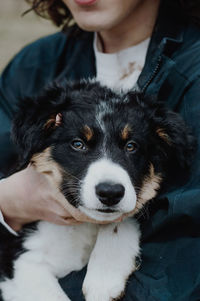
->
xmin=13 ymin=81 xmax=195 ymax=221
xmin=49 ymin=99 xmax=161 ymax=221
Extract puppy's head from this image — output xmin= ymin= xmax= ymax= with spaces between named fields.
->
xmin=12 ymin=81 xmax=196 ymax=221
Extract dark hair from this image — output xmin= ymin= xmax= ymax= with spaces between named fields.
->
xmin=25 ymin=0 xmax=200 ymax=28
xmin=25 ymin=0 xmax=72 ymax=27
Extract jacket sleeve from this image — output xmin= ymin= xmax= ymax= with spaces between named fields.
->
xmin=0 ymin=30 xmax=91 ymax=178
xmin=0 ymin=58 xmax=20 ymax=178
xmin=0 ymin=34 xmax=61 ymax=176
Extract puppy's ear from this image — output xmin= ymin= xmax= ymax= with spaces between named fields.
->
xmin=126 ymin=91 xmax=196 ymax=169
xmin=12 ymin=84 xmax=69 ymax=163
xmin=155 ymin=110 xmax=196 ymax=169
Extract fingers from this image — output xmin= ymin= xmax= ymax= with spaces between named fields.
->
xmin=5 ymin=219 xmax=23 ymax=232
xmin=44 ymin=215 xmax=83 ymax=226
xmin=44 ymin=201 xmax=73 ymax=218
xmin=59 ymin=217 xmax=83 ymax=225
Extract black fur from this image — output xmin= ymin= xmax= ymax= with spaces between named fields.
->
xmin=0 ymin=223 xmax=37 ymax=280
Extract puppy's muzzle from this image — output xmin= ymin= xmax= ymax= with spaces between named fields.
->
xmin=95 ymin=182 xmax=125 ymax=206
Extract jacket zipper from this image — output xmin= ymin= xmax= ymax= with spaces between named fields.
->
xmin=141 ymin=55 xmax=162 ymax=93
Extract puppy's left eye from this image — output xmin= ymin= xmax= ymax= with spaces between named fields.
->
xmin=125 ymin=141 xmax=138 ymax=153
xmin=71 ymin=139 xmax=87 ymax=151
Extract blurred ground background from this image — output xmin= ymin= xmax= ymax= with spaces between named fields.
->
xmin=0 ymin=0 xmax=57 ymax=72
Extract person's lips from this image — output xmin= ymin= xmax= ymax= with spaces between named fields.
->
xmin=74 ymin=0 xmax=97 ymax=6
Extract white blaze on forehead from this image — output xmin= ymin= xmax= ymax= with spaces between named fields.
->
xmin=80 ymin=158 xmax=137 ymax=221
xmin=95 ymin=95 xmax=129 ymax=133
xmin=96 ymin=101 xmax=113 ymax=132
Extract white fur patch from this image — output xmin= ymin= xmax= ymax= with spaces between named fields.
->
xmin=83 ymin=218 xmax=140 ymax=301
xmin=96 ymin=101 xmax=113 ymax=132
xmin=80 ymin=158 xmax=137 ymax=221
xmin=0 ymin=218 xmax=140 ymax=301
xmin=0 ymin=222 xmax=97 ymax=301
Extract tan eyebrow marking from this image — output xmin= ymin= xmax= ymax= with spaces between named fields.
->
xmin=121 ymin=124 xmax=131 ymax=140
xmin=130 ymin=163 xmax=162 ymax=215
xmin=156 ymin=128 xmax=172 ymax=145
xmin=83 ymin=125 xmax=93 ymax=141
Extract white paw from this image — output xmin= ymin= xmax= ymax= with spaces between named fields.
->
xmin=0 ymin=279 xmax=18 ymax=301
xmin=0 ymin=279 xmax=71 ymax=301
xmin=82 ymin=275 xmax=126 ymax=301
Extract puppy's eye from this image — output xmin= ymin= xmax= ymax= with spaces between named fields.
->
xmin=125 ymin=141 xmax=138 ymax=153
xmin=71 ymin=139 xmax=86 ymax=151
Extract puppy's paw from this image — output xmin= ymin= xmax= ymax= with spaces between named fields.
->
xmin=0 ymin=279 xmax=17 ymax=301
xmin=82 ymin=275 xmax=126 ymax=301
xmin=0 ymin=279 xmax=71 ymax=301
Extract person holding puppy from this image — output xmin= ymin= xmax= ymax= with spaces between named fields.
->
xmin=0 ymin=0 xmax=200 ymax=300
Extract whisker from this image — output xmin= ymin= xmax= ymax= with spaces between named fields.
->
xmin=62 ymin=171 xmax=82 ymax=182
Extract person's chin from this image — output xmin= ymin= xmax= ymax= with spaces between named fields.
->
xmin=74 ymin=13 xmax=116 ymax=32
xmin=75 ymin=20 xmax=105 ymax=32
xmin=79 ymin=206 xmax=122 ymax=222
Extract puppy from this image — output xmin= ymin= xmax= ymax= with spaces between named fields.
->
xmin=0 ymin=81 xmax=195 ymax=301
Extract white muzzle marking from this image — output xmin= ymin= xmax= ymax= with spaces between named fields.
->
xmin=80 ymin=158 xmax=137 ymax=221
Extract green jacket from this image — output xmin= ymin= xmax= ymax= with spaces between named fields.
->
xmin=1 ymin=1 xmax=200 ymax=300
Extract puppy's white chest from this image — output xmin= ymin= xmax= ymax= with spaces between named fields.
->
xmin=0 ymin=219 xmax=140 ymax=301
xmin=23 ymin=222 xmax=98 ymax=278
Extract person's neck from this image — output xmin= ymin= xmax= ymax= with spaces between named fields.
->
xmin=97 ymin=0 xmax=160 ymax=53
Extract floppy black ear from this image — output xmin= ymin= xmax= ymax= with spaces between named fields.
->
xmin=12 ymin=83 xmax=70 ymax=163
xmin=125 ymin=91 xmax=196 ymax=170
xmin=155 ymin=110 xmax=196 ymax=169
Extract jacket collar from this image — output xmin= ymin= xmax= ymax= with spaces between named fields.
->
xmin=138 ymin=0 xmax=185 ymax=92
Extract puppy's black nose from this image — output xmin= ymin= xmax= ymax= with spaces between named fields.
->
xmin=95 ymin=183 xmax=125 ymax=206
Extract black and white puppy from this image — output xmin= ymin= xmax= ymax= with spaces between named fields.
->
xmin=0 ymin=81 xmax=195 ymax=301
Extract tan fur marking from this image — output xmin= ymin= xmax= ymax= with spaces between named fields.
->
xmin=136 ymin=163 xmax=162 ymax=212
xmin=123 ymin=164 xmax=162 ymax=217
xmin=156 ymin=128 xmax=172 ymax=145
xmin=83 ymin=125 xmax=93 ymax=141
xmin=121 ymin=124 xmax=131 ymax=140
xmin=30 ymin=147 xmax=63 ymax=188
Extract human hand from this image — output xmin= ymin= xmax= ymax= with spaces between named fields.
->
xmin=0 ymin=165 xmax=123 ymax=232
xmin=0 ymin=165 xmax=83 ymax=231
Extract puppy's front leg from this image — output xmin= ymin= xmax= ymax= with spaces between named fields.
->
xmin=83 ymin=218 xmax=140 ymax=301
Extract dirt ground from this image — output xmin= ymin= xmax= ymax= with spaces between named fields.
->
xmin=0 ymin=0 xmax=57 ymax=72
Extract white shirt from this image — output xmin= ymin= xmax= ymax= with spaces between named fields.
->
xmin=94 ymin=33 xmax=150 ymax=90
xmin=0 ymin=179 xmax=18 ymax=235
xmin=0 ymin=34 xmax=150 ymax=235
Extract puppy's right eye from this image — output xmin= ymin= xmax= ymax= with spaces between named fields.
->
xmin=71 ymin=139 xmax=87 ymax=151
xmin=125 ymin=141 xmax=138 ymax=153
